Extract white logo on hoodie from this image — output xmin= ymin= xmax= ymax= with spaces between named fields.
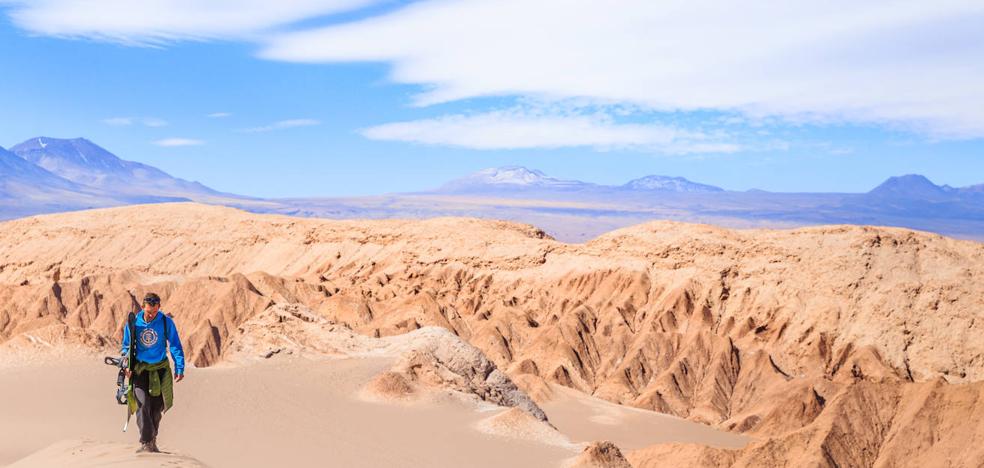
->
xmin=139 ymin=328 xmax=159 ymax=347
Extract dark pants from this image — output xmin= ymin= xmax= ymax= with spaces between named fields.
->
xmin=132 ymin=367 xmax=166 ymax=444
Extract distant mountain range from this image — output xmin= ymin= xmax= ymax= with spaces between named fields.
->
xmin=436 ymin=166 xmax=724 ymax=193
xmin=868 ymin=174 xmax=984 ymax=200
xmin=622 ymin=175 xmax=724 ymax=192
xmin=1 ymin=136 xmax=983 ymax=242
xmin=0 ymin=137 xmax=258 ymax=220
xmin=1 ymin=142 xmax=171 ymax=218
xmin=11 ymin=137 xmax=222 ymax=199
xmin=1 ymin=143 xmax=81 ymax=193
xmin=438 ymin=166 xmax=598 ymax=192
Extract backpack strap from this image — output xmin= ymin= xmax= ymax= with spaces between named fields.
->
xmin=162 ymin=313 xmax=169 ymax=346
xmin=126 ymin=312 xmax=137 ymax=365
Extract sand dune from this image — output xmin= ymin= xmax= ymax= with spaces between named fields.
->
xmin=6 ymin=439 xmax=207 ymax=468
xmin=1 ymin=202 xmax=983 ymax=466
xmin=0 ymin=351 xmax=743 ymax=467
xmin=1 ymin=311 xmax=746 ymax=467
xmin=542 ymin=385 xmax=748 ymax=451
xmin=0 ymin=355 xmax=576 ymax=468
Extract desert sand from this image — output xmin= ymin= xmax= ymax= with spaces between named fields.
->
xmin=1 ymin=202 xmax=983 ymax=466
xmin=0 ymin=354 xmax=574 ymax=467
xmin=0 ymin=347 xmax=743 ymax=467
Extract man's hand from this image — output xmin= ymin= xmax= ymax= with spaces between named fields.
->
xmin=125 ymin=369 xmax=131 ymax=378
xmin=175 ymin=373 xmax=185 ymax=383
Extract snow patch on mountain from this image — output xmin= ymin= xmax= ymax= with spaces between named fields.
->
xmin=622 ymin=175 xmax=724 ymax=192
xmin=438 ymin=166 xmax=594 ymax=192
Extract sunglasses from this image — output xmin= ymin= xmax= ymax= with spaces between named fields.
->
xmin=143 ymin=300 xmax=161 ymax=306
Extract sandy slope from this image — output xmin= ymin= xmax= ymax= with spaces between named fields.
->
xmin=0 ymin=353 xmax=744 ymax=467
xmin=0 ymin=355 xmax=564 ymax=467
xmin=0 ymin=311 xmax=745 ymax=467
xmin=6 ymin=439 xmax=207 ymax=468
xmin=1 ymin=203 xmax=983 ymax=466
xmin=542 ymin=385 xmax=748 ymax=451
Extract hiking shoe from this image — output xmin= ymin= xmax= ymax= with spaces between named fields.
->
xmin=136 ymin=441 xmax=160 ymax=453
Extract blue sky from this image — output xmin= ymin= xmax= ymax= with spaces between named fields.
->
xmin=1 ymin=1 xmax=982 ymax=198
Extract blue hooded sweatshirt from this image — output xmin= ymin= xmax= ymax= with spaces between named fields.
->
xmin=121 ymin=310 xmax=185 ymax=375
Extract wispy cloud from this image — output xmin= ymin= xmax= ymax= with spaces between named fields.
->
xmin=362 ymin=107 xmax=739 ymax=155
xmin=260 ymin=0 xmax=984 ymax=139
xmin=207 ymin=112 xmax=232 ymax=118
xmin=102 ymin=116 xmax=169 ymax=127
xmin=103 ymin=117 xmax=134 ymax=126
xmin=153 ymin=138 xmax=204 ymax=147
xmin=240 ymin=118 xmax=320 ymax=133
xmin=4 ymin=0 xmax=383 ymax=45
xmin=12 ymin=0 xmax=984 ymax=140
xmin=142 ymin=117 xmax=168 ymax=127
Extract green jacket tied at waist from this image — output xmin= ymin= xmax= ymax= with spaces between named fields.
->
xmin=127 ymin=359 xmax=174 ymax=415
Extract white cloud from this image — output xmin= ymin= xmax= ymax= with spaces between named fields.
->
xmin=5 ymin=0 xmax=382 ymax=45
xmin=141 ymin=117 xmax=169 ymax=127
xmin=16 ymin=0 xmax=984 ymax=141
xmin=102 ymin=116 xmax=168 ymax=127
xmin=153 ymin=138 xmax=204 ymax=147
xmin=261 ymin=0 xmax=984 ymax=138
xmin=207 ymin=112 xmax=232 ymax=118
xmin=240 ymin=118 xmax=320 ymax=133
xmin=102 ymin=117 xmax=133 ymax=126
xmin=361 ymin=108 xmax=739 ymax=154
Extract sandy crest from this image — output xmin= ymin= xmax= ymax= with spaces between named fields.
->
xmin=6 ymin=439 xmax=207 ymax=467
xmin=0 ymin=353 xmax=747 ymax=468
xmin=541 ymin=385 xmax=749 ymax=451
xmin=0 ymin=356 xmax=573 ymax=468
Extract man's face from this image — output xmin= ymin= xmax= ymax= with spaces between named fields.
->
xmin=143 ymin=302 xmax=161 ymax=314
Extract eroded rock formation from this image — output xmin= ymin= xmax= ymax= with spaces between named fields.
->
xmin=2 ymin=203 xmax=983 ymax=466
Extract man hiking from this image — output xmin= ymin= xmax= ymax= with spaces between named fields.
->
xmin=121 ymin=292 xmax=185 ymax=453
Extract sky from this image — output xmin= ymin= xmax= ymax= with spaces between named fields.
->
xmin=0 ymin=0 xmax=982 ymax=198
